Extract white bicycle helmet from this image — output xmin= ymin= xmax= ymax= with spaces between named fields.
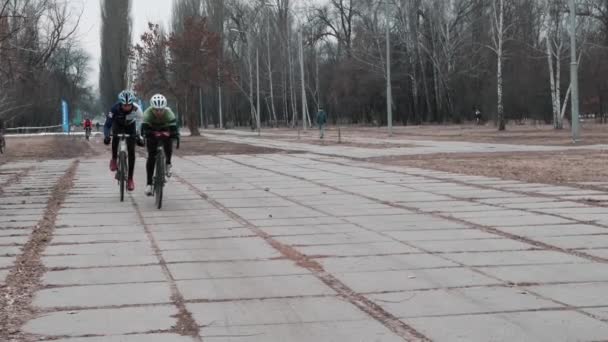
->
xmin=151 ymin=94 xmax=167 ymax=109
xmin=118 ymin=90 xmax=136 ymax=105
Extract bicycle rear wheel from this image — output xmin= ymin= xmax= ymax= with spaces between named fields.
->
xmin=154 ymin=148 xmax=166 ymax=209
xmin=119 ymin=151 xmax=127 ymax=202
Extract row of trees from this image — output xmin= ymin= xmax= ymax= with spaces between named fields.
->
xmin=129 ymin=0 xmax=608 ymax=132
xmin=0 ymin=0 xmax=93 ymax=128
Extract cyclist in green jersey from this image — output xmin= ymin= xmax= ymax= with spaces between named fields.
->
xmin=141 ymin=94 xmax=179 ymax=196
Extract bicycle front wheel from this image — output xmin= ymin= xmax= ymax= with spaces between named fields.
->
xmin=119 ymin=151 xmax=127 ymax=202
xmin=154 ymin=148 xmax=166 ymax=209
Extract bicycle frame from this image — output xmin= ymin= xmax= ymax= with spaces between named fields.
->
xmin=152 ymin=131 xmax=171 ymax=209
xmin=152 ymin=132 xmax=171 ymax=169
xmin=114 ymin=132 xmax=137 ymax=152
xmin=117 ymin=134 xmax=129 ymax=154
xmin=114 ymin=133 xmax=134 ymax=201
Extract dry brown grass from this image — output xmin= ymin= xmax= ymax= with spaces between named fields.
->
xmin=370 ymin=149 xmax=608 ymax=185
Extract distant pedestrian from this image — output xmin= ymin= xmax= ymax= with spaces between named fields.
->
xmin=474 ymin=107 xmax=482 ymax=125
xmin=316 ymin=107 xmax=327 ymax=139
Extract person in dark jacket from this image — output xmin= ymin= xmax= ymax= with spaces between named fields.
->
xmin=316 ymin=107 xmax=327 ymax=139
xmin=103 ymin=90 xmax=144 ymax=192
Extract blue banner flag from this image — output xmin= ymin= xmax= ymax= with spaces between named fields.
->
xmin=61 ymin=99 xmax=69 ymax=133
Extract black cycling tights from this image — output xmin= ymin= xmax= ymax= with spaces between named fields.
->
xmin=146 ymin=137 xmax=173 ymax=186
xmin=112 ymin=124 xmax=137 ymax=180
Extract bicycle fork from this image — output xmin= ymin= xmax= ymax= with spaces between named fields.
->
xmin=116 ymin=139 xmax=128 ymax=181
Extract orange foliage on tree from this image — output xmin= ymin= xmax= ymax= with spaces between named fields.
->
xmin=132 ymin=23 xmax=170 ymax=98
xmin=168 ymin=16 xmax=220 ymax=92
xmin=132 ymin=17 xmax=225 ymax=135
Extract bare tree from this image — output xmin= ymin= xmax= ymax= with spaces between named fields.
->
xmin=542 ymin=0 xmax=569 ymax=129
xmin=123 ymin=0 xmax=608 ymax=130
xmin=206 ymin=0 xmax=226 ymax=128
xmin=0 ymin=0 xmax=88 ymax=127
xmin=488 ymin=0 xmax=515 ymax=130
xmin=262 ymin=3 xmax=277 ymax=123
xmin=226 ymin=0 xmax=258 ymax=128
xmin=100 ymin=0 xmax=132 ymax=107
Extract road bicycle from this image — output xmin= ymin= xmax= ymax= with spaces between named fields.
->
xmin=151 ymin=131 xmax=179 ymax=209
xmin=114 ymin=133 xmax=134 ymax=202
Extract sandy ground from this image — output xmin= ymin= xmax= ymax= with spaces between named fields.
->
xmin=0 ymin=136 xmax=95 ymax=164
xmin=370 ymin=149 xmax=608 ymax=185
xmin=241 ymin=123 xmax=608 ymax=146
xmin=219 ymin=124 xmax=608 ymax=186
xmin=0 ymin=135 xmax=287 ymax=166
xmin=386 ymin=124 xmax=608 ymax=146
xmin=288 ymin=138 xmax=416 ymax=149
xmin=3 ymin=128 xmax=608 ymax=188
xmin=175 ymin=136 xmax=287 ymax=155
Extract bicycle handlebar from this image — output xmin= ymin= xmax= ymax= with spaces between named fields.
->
xmin=152 ymin=131 xmax=171 ymax=138
xmin=112 ymin=133 xmax=137 ymax=139
xmin=148 ymin=131 xmax=180 ymax=150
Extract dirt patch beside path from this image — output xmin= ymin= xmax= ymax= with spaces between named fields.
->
xmin=243 ymin=123 xmax=608 ymax=146
xmin=0 ymin=136 xmax=95 ymax=164
xmin=370 ymin=149 xmax=608 ymax=185
xmin=295 ymin=139 xmax=417 ymax=149
xmin=391 ymin=125 xmax=608 ymax=146
xmin=175 ymin=136 xmax=289 ymax=155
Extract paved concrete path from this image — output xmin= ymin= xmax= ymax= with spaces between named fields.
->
xmin=203 ymin=130 xmax=608 ymax=158
xmin=3 ymin=152 xmax=608 ymax=341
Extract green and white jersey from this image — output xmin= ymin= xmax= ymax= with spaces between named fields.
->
xmin=142 ymin=107 xmax=177 ymax=130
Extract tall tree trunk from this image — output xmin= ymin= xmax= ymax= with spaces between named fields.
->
xmin=430 ymin=23 xmax=442 ymax=122
xmin=315 ymin=43 xmax=320 ymax=109
xmin=283 ymin=67 xmax=289 ymax=125
xmin=288 ymin=35 xmax=297 ymax=126
xmin=419 ymin=47 xmax=433 ymax=122
xmin=555 ymin=47 xmax=563 ymax=129
xmin=432 ymin=56 xmax=441 ymax=121
xmin=189 ymin=86 xmax=201 ymax=136
xmin=248 ymin=45 xmax=255 ymax=128
xmin=299 ymin=29 xmax=310 ymax=128
xmin=256 ymin=48 xmax=260 ymax=130
xmin=547 ymin=37 xmax=559 ymax=128
xmin=407 ymin=0 xmax=420 ymax=124
xmin=496 ymin=0 xmax=505 ymax=131
xmin=100 ymin=0 xmax=132 ymax=107
xmin=266 ymin=13 xmax=277 ymax=123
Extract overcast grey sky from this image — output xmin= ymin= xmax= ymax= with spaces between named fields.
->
xmin=77 ymin=0 xmax=173 ymax=89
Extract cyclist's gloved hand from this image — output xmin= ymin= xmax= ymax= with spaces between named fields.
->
xmin=140 ymin=124 xmax=148 ymax=139
xmin=103 ymin=136 xmax=111 ymax=145
xmin=170 ymin=127 xmax=180 ymax=150
xmin=136 ymin=135 xmax=145 ymax=147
